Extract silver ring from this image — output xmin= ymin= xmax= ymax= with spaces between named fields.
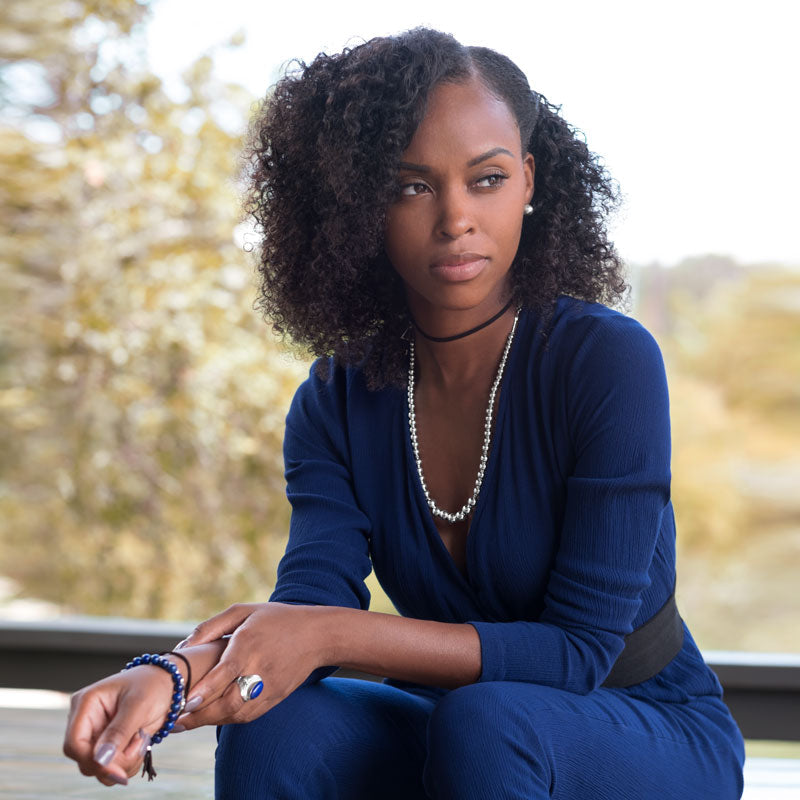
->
xmin=236 ymin=674 xmax=264 ymax=702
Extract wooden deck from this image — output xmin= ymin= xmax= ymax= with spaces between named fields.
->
xmin=1 ymin=695 xmax=215 ymax=798
xmin=1 ymin=692 xmax=798 ymax=798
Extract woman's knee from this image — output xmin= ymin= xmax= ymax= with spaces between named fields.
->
xmin=215 ymin=686 xmax=329 ymax=799
xmin=216 ymin=678 xmax=432 ymax=800
xmin=424 ymin=683 xmax=551 ymax=799
xmin=427 ymin=682 xmax=545 ymax=751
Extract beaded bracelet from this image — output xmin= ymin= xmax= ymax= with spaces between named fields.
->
xmin=163 ymin=650 xmax=192 ymax=695
xmin=123 ymin=653 xmax=186 ymax=780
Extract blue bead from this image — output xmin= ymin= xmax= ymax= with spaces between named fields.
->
xmin=169 ymin=663 xmax=178 ymax=673
xmin=142 ymin=654 xmax=151 ymax=664
xmin=152 ymin=734 xmax=162 ymax=744
xmin=132 ymin=656 xmax=142 ymax=666
xmin=125 ymin=661 xmax=133 ymax=669
xmin=167 ymin=712 xmax=178 ymax=722
xmin=170 ymin=701 xmax=181 ymax=712
xmin=164 ymin=720 xmax=174 ymax=731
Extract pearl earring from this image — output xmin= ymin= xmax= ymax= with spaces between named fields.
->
xmin=523 ymin=204 xmax=534 ymax=216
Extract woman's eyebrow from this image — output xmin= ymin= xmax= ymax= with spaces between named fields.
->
xmin=466 ymin=147 xmax=515 ymax=166
xmin=398 ymin=147 xmax=515 ymax=174
xmin=398 ymin=161 xmax=431 ymax=173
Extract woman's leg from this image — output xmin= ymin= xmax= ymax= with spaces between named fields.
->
xmin=215 ymin=677 xmax=434 ymax=800
xmin=424 ymin=682 xmax=744 ymax=800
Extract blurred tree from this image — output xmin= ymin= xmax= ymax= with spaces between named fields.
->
xmin=1 ymin=3 xmax=795 ymax=646
xmin=0 ymin=0 xmax=313 ymax=618
xmin=645 ymin=264 xmax=800 ymax=545
xmin=633 ymin=260 xmax=800 ymax=651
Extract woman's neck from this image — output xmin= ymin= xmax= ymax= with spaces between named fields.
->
xmin=411 ymin=304 xmax=517 ymax=392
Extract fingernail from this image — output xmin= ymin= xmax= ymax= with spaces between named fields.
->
xmin=176 ymin=638 xmax=189 ymax=649
xmin=184 ymin=695 xmax=203 ymax=712
xmin=138 ymin=729 xmax=152 ymax=756
xmin=94 ymin=742 xmax=116 ymax=766
xmin=109 ymin=773 xmax=128 ymax=786
xmin=172 ymin=723 xmax=186 ymax=733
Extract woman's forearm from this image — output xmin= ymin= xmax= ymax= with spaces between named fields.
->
xmin=321 ymin=607 xmax=482 ymax=689
xmin=170 ymin=602 xmax=481 ymax=732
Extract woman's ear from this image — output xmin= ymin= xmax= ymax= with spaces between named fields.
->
xmin=523 ymin=153 xmax=535 ymax=203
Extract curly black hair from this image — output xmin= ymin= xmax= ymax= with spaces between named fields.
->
xmin=244 ymin=28 xmax=627 ymax=389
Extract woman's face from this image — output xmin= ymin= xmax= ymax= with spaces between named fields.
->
xmin=384 ymin=77 xmax=534 ymax=322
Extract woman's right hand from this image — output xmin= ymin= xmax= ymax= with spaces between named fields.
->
xmin=63 ymin=664 xmax=176 ymax=786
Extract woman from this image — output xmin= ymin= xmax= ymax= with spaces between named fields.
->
xmin=63 ymin=28 xmax=745 ymax=798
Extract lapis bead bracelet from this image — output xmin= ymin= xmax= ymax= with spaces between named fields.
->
xmin=123 ymin=653 xmax=186 ymax=779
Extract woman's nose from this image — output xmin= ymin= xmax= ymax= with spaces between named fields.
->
xmin=435 ymin=189 xmax=475 ymax=239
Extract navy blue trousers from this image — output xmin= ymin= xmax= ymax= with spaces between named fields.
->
xmin=215 ymin=678 xmax=744 ymax=799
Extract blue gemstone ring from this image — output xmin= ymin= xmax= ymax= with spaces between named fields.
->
xmin=235 ymin=674 xmax=264 ymax=702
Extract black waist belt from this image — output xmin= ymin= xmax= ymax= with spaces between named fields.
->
xmin=601 ymin=592 xmax=684 ymax=688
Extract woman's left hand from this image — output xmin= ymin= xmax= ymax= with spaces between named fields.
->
xmin=174 ymin=602 xmax=331 ymax=729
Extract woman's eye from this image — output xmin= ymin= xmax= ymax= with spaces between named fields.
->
xmin=475 ymin=173 xmax=508 ymax=189
xmin=399 ymin=182 xmax=430 ymax=197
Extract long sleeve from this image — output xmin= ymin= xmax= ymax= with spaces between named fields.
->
xmin=470 ymin=312 xmax=673 ymax=694
xmin=269 ymin=363 xmax=373 ymax=611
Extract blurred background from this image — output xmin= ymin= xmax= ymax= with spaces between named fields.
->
xmin=1 ymin=0 xmax=798 ymax=654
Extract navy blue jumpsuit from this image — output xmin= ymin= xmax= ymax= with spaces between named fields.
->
xmin=215 ymin=297 xmax=745 ymax=799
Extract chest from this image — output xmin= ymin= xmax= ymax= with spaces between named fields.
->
xmin=412 ymin=384 xmax=499 ymax=572
xmin=345 ymin=344 xmax=570 ymax=618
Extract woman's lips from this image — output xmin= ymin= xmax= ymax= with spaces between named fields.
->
xmin=430 ymin=255 xmax=488 ymax=282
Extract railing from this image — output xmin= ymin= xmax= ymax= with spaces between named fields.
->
xmin=1 ymin=617 xmax=798 ymax=741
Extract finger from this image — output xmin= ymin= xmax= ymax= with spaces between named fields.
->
xmin=63 ymin=690 xmax=94 ymax=765
xmin=64 ymin=688 xmax=125 ymax=780
xmin=188 ymin=680 xmax=245 ymax=728
xmin=181 ymin=654 xmax=244 ymax=717
xmin=90 ymin=686 xmax=161 ymax=778
xmin=93 ymin=745 xmax=131 ymax=787
xmin=97 ymin=773 xmax=127 ymax=787
xmin=119 ymin=729 xmax=150 ymax=778
xmin=181 ymin=681 xmax=255 ymax=728
xmin=180 ymin=603 xmax=257 ymax=648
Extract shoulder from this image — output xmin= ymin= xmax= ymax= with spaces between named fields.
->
xmin=517 ymin=296 xmax=665 ymax=388
xmin=286 ymin=357 xmax=397 ymax=448
xmin=547 ymin=296 xmax=662 ymax=362
xmin=542 ymin=298 xmax=670 ymax=441
xmin=288 ymin=358 xmax=363 ymax=425
xmin=515 ymin=297 xmax=668 ymax=425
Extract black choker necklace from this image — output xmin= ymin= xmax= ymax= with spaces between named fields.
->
xmin=412 ymin=299 xmax=515 ymax=343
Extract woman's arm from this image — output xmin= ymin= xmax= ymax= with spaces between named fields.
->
xmin=176 ymin=602 xmax=481 ymax=729
xmin=327 ymin=607 xmax=482 ymax=687
xmin=175 ymin=602 xmax=481 ymax=730
xmin=63 ymin=640 xmax=226 ymax=786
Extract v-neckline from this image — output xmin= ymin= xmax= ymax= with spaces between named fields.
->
xmin=402 ymin=311 xmax=524 ymax=591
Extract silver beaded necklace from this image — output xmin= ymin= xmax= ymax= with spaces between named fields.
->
xmin=407 ymin=309 xmax=520 ymax=524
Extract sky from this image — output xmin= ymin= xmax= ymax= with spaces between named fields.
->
xmin=145 ymin=0 xmax=800 ymax=266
